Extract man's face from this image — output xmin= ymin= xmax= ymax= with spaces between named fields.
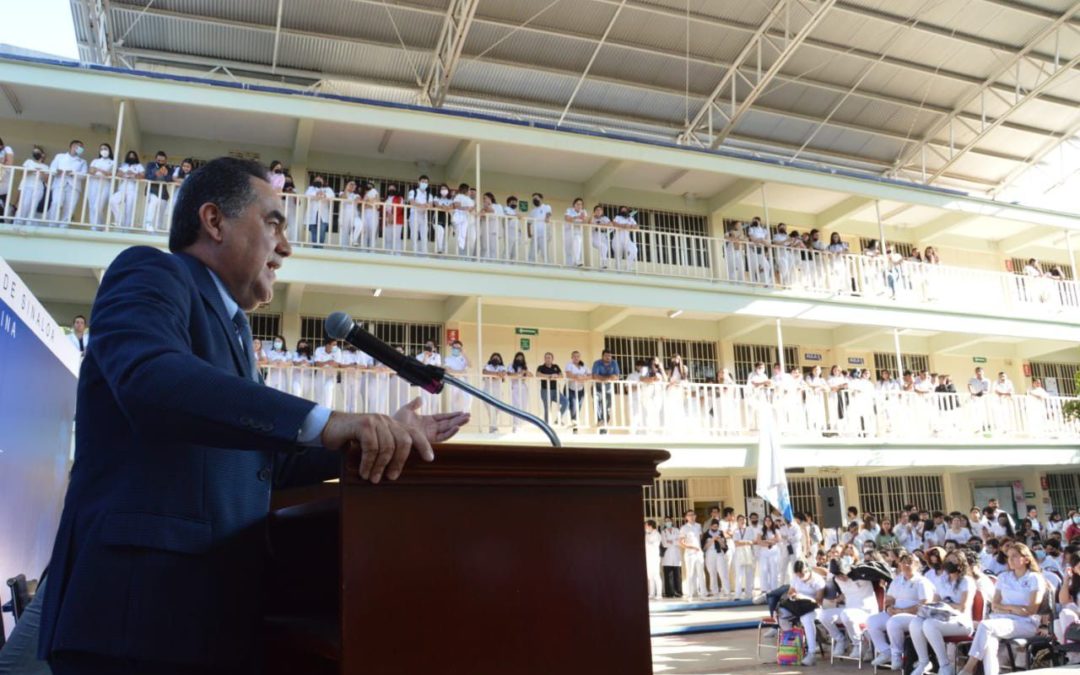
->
xmin=602 ymin=353 xmax=611 ymax=363
xmin=214 ymin=177 xmax=290 ymax=310
xmin=976 ymin=368 xmax=984 ymax=378
xmin=156 ymin=154 xmax=167 ymax=164
xmin=73 ymin=317 xmax=86 ymax=331
xmin=685 ymin=512 xmax=696 ymax=523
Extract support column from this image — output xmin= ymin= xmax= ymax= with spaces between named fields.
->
xmin=776 ymin=319 xmax=785 ymax=372
xmin=105 ymin=99 xmax=126 ymax=230
xmin=875 ymin=200 xmax=887 ymax=252
xmin=1066 ymin=228 xmax=1077 ymax=279
xmin=893 ymin=328 xmax=903 ymax=375
xmin=761 ymin=183 xmax=770 ymax=227
xmin=476 ymin=296 xmax=483 ymax=380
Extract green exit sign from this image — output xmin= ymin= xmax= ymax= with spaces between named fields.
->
xmin=972 ymin=357 xmax=987 ymax=363
xmin=515 ymin=327 xmax=539 ymax=336
xmin=520 ymin=338 xmax=531 ymax=351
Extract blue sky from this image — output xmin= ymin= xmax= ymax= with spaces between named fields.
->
xmin=0 ymin=0 xmax=79 ymax=59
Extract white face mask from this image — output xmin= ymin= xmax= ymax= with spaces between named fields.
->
xmin=440 ymin=189 xmax=449 ymax=196
xmin=273 ymin=340 xmax=283 ymax=350
xmin=100 ymin=149 xmax=109 ymax=158
xmin=419 ymin=181 xmax=428 ymax=189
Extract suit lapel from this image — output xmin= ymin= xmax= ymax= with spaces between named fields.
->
xmin=176 ymin=253 xmax=250 ymax=378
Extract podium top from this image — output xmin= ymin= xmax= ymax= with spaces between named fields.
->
xmin=342 ymin=443 xmax=669 ymax=488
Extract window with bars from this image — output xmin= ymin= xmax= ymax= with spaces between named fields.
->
xmin=856 ymin=475 xmax=945 ymax=523
xmin=599 ymin=204 xmax=711 ymax=268
xmin=247 ymin=312 xmax=281 ymax=343
xmin=873 ymin=352 xmax=931 ymax=377
xmin=742 ymin=476 xmax=841 ymax=522
xmin=300 ymin=315 xmax=444 ymax=356
xmin=1008 ymin=258 xmax=1074 ymax=280
xmin=643 ymin=479 xmax=691 ymax=520
xmin=859 ymin=238 xmax=916 ymax=258
xmin=1047 ymin=473 xmax=1080 ymax=513
xmin=732 ymin=343 xmax=799 ymax=385
xmin=603 ymin=336 xmax=719 ymax=383
xmin=1030 ymin=361 xmax=1080 ymax=396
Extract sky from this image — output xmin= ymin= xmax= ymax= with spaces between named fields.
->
xmin=0 ymin=0 xmax=79 ymax=59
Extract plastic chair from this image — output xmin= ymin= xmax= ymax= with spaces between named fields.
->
xmin=946 ymin=586 xmax=985 ymax=671
xmin=1002 ymin=586 xmax=1056 ymax=672
xmin=757 ymin=615 xmax=780 ymax=658
xmin=831 ymin=582 xmax=886 ymax=669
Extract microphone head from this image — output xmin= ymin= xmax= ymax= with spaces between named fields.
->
xmin=324 ymin=312 xmax=355 ymax=340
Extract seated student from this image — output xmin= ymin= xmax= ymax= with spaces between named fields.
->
xmin=820 ymin=557 xmax=879 ymax=657
xmin=869 ymin=553 xmax=935 ymax=670
xmin=909 ymin=551 xmax=976 ymax=675
xmin=960 ymin=544 xmax=1045 ymax=675
xmin=1053 ymin=553 xmax=1080 ymax=665
xmin=779 ymin=560 xmax=826 ymax=666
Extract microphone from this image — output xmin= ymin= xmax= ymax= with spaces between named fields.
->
xmin=324 ymin=312 xmax=445 ymax=394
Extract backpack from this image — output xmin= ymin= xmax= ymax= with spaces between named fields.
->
xmin=777 ymin=627 xmax=806 ymax=666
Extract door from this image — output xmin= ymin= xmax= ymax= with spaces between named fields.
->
xmin=973 ymin=483 xmax=1018 ymax=519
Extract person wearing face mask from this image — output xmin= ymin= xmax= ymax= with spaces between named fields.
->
xmin=290 ymin=339 xmax=314 ymax=398
xmin=304 ymin=174 xmax=335 ymax=246
xmin=611 ymin=206 xmax=639 ymax=272
xmin=46 ymin=139 xmax=88 ymax=225
xmin=107 ymin=150 xmax=144 ymax=229
xmin=732 ymin=514 xmax=758 ymax=600
xmin=15 ymin=145 xmax=50 ymax=225
xmin=443 ymin=340 xmax=472 ymax=413
xmin=820 ymin=557 xmax=879 ymax=659
xmin=508 ymin=352 xmax=532 ymax=432
xmin=432 ymin=184 xmax=453 ymax=254
xmin=450 ymin=182 xmax=475 ymax=256
xmin=589 ymin=204 xmax=613 ymax=270
xmin=407 ymin=175 xmax=432 ymax=253
xmin=341 ymin=343 xmax=376 ymax=415
xmin=280 ymin=174 xmax=299 ymax=241
xmin=563 ymin=197 xmax=586 ymax=266
xmin=313 ymin=338 xmax=343 ymax=408
xmin=772 ymin=223 xmax=794 ymax=286
xmin=502 ymin=195 xmax=522 ymax=260
xmin=478 ymin=191 xmax=501 ymax=258
xmin=358 ymin=181 xmax=381 ymax=249
xmin=909 ymin=553 xmax=976 ymax=675
xmin=416 ymin=341 xmax=442 ymax=414
xmin=141 ymin=151 xmax=173 ymax=232
xmin=338 ymin=180 xmax=360 ymax=247
xmin=525 ymin=192 xmax=551 ymax=263
xmin=83 ymin=143 xmax=116 ymax=229
xmin=680 ymin=510 xmax=707 ymax=602
xmin=168 ymin=158 xmax=195 ymax=226
xmin=704 ymin=519 xmax=726 ymax=599
xmin=780 ymin=560 xmax=827 ymax=666
xmin=661 ymin=517 xmax=683 ymax=598
xmin=1065 ymin=511 xmax=1080 ymax=542
xmin=263 ymin=334 xmax=290 ymax=393
xmin=384 ymin=183 xmax=406 ymax=252
xmin=267 ymin=161 xmax=286 ymax=191
xmin=1053 ymin=553 xmax=1080 ymax=665
xmin=482 ymin=352 xmax=507 ymax=432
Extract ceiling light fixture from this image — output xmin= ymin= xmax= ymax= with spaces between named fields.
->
xmin=373 ymin=288 xmax=383 ymax=297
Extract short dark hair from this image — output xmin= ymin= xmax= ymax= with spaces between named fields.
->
xmin=169 ymin=157 xmax=268 ymax=252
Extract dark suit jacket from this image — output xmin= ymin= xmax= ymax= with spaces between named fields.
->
xmin=38 ymin=247 xmax=340 ymax=666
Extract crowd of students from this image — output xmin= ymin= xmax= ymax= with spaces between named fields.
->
xmin=645 ymin=498 xmax=1080 ymax=672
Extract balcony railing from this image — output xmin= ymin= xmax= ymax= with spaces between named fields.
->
xmin=2 ymin=165 xmax=1077 ymax=317
xmin=261 ymin=363 xmax=1080 ymax=442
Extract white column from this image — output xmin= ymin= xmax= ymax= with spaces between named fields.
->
xmin=776 ymin=318 xmax=785 ymax=372
xmin=761 ymin=183 xmax=770 ymax=227
xmin=893 ymin=328 xmax=903 ymax=375
xmin=476 ymin=296 xmax=483 ymax=381
xmin=1066 ymin=228 xmax=1077 ymax=278
xmin=875 ymin=200 xmax=887 ymax=252
xmin=106 ymin=99 xmax=126 ymax=230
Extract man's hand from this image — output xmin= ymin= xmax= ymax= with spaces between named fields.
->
xmin=318 ymin=398 xmax=470 ymax=484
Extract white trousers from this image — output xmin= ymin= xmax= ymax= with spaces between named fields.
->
xmin=510 ymin=383 xmax=528 ymax=429
xmin=47 ymin=179 xmax=81 ymax=224
xmin=756 ymin=551 xmax=778 ymax=593
xmin=14 ymin=182 xmax=44 ymax=224
xmin=144 ymin=193 xmax=168 ymax=232
xmin=530 ymin=221 xmax=548 ymax=263
xmin=108 ymin=182 xmax=138 ymax=228
xmin=781 ymin=609 xmax=822 ymax=655
xmin=683 ymin=550 xmax=706 ymax=599
xmin=592 ymin=229 xmax=611 ymax=267
xmin=868 ymin=611 xmax=919 ymax=659
xmin=433 ymin=223 xmax=447 ymax=253
xmin=86 ymin=178 xmax=112 ymax=227
xmin=1054 ymin=606 xmax=1079 ymax=647
xmin=361 ymin=210 xmax=379 ymax=248
xmin=387 ymin=224 xmax=404 ymax=251
xmin=563 ymin=223 xmax=582 ymax=265
xmin=647 ymin=557 xmax=662 ymax=599
xmin=453 ymin=214 xmax=469 ymax=254
xmin=612 ymin=230 xmax=637 ymax=269
xmin=410 ymin=211 xmax=429 ymax=252
xmin=968 ymin=616 xmax=1037 ymax=675
xmin=820 ymin=607 xmax=871 ymax=643
xmin=910 ymin=616 xmax=973 ymax=666
xmin=705 ymin=551 xmax=723 ymax=595
xmin=734 ymin=563 xmax=755 ymax=599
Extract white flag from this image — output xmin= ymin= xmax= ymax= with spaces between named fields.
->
xmin=755 ymin=405 xmax=793 ymax=522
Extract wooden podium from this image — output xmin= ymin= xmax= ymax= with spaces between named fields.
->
xmin=265 ymin=443 xmax=668 ymax=675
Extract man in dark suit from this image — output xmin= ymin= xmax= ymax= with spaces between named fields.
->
xmin=37 ymin=157 xmax=470 ymax=674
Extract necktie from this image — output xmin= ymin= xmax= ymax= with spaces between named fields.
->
xmin=231 ymin=310 xmax=260 ymax=383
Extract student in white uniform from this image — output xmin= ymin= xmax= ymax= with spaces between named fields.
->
xmin=479 ymin=192 xmax=500 ymax=258
xmin=84 ymin=143 xmax=115 ymax=229
xmin=416 ymin=340 xmax=442 ymax=414
xmin=661 ymin=518 xmax=683 ymax=598
xmin=732 ymin=514 xmax=758 ymax=600
xmin=772 ymin=223 xmax=794 ymax=286
xmin=780 ymin=560 xmax=827 ymax=666
xmin=0 ymin=138 xmax=13 ymax=209
xmin=408 ymin=175 xmax=432 ymax=253
xmin=612 ymin=207 xmax=639 ymax=271
xmin=108 ymin=151 xmax=144 ymax=229
xmin=15 ymin=147 xmax=50 ymax=225
xmin=305 ymin=175 xmax=334 ymax=246
xmin=528 ymin=192 xmax=551 ymax=263
xmin=960 ymin=544 xmax=1046 ymax=675
xmin=482 ymin=353 xmax=507 ymax=432
xmin=589 ymin=204 xmax=613 ymax=269
xmin=341 ymin=345 xmax=373 ymax=414
xmin=820 ymin=558 xmax=880 ymax=658
xmin=718 ymin=509 xmax=738 ymax=595
xmin=67 ymin=314 xmax=90 ymax=357
xmin=359 ymin=181 xmax=381 ymax=249
xmin=443 ymin=340 xmax=471 ymax=413
xmin=290 ymin=339 xmax=314 ymax=399
xmin=507 ymin=352 xmax=531 ymax=432
xmin=680 ymin=510 xmax=706 ymax=601
xmin=909 ymin=552 xmax=976 ymax=675
xmin=1053 ymin=553 xmax=1080 ymax=665
xmin=432 ymin=185 xmax=453 ymax=254
xmin=746 ymin=217 xmax=773 ymax=286
xmin=645 ymin=520 xmax=663 ymax=601
xmin=563 ymin=197 xmax=586 ymax=266
xmin=869 ymin=553 xmax=935 ymax=670
xmin=778 ymin=513 xmax=806 ymax=585
xmin=338 ymin=180 xmax=360 ymax=248
xmin=264 ymin=334 xmax=291 ymax=393
xmin=313 ymin=339 xmax=343 ymax=409
xmin=47 ymin=140 xmax=88 ymax=225
xmin=703 ymin=519 xmax=726 ymax=598
xmin=502 ymin=196 xmax=522 ymax=260
xmin=755 ymin=515 xmax=781 ymax=593
xmin=451 ymin=182 xmax=474 ymax=256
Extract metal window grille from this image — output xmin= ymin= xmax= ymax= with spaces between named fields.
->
xmin=1030 ymin=362 xmax=1079 ymax=396
xmin=300 ymin=316 xmax=443 ymax=356
xmin=604 ymin=336 xmax=719 ymax=383
xmin=860 ymin=238 xmax=916 ymax=258
xmin=247 ymin=312 xmax=281 ymax=343
xmin=1047 ymin=473 xmax=1080 ymax=513
xmin=643 ymin=479 xmax=691 ymax=520
xmin=1008 ymin=258 xmax=1074 ymax=280
xmin=741 ymin=476 xmax=840 ymax=522
xmin=733 ymin=343 xmax=799 ymax=384
xmin=599 ymin=204 xmax=710 ymax=269
xmin=856 ymin=475 xmax=944 ymax=523
xmin=873 ymin=352 xmax=931 ymax=376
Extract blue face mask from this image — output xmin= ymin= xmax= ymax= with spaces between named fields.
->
xmin=1035 ymin=550 xmax=1046 ymax=560
xmin=451 ymin=348 xmax=461 ymax=357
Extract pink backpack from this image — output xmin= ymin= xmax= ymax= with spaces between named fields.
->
xmin=777 ymin=627 xmax=806 ymax=666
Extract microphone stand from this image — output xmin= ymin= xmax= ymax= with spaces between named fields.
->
xmin=442 ymin=373 xmax=562 ymax=448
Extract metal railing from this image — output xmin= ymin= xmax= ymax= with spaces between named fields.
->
xmin=2 ymin=165 xmax=1077 ymax=316
xmin=260 ymin=362 xmax=1080 ymax=441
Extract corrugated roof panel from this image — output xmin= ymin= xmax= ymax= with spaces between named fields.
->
xmin=450 ymin=59 xmax=580 ymax=107
xmin=478 ymin=0 xmax=614 ymax=34
xmin=283 ymin=0 xmax=445 ymax=49
xmin=112 ymin=0 xmax=277 ymax=25
xmin=276 ymin=33 xmax=427 ymax=85
xmin=571 ymin=79 xmax=693 ymax=124
xmin=462 ymin=22 xmax=595 ymax=74
xmin=112 ymin=10 xmax=276 ymax=63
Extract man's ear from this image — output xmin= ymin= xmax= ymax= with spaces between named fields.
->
xmin=199 ymin=203 xmax=225 ymax=243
